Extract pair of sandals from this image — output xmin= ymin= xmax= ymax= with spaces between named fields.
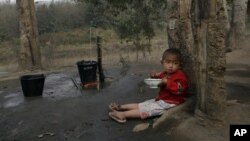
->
xmin=108 ymin=103 xmax=127 ymax=123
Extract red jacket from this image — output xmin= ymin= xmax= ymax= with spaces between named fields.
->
xmin=154 ymin=70 xmax=188 ymax=105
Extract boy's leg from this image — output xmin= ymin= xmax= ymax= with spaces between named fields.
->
xmin=138 ymin=99 xmax=173 ymax=119
xmin=120 ymin=103 xmax=138 ymax=110
xmin=110 ymin=109 xmax=141 ymax=120
xmin=123 ymin=109 xmax=141 ymax=118
xmin=109 ymin=103 xmax=138 ymax=111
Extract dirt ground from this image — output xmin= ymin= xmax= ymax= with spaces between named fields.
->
xmin=0 ymin=44 xmax=250 ymax=141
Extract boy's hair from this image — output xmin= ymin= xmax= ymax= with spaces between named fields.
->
xmin=162 ymin=48 xmax=182 ymax=62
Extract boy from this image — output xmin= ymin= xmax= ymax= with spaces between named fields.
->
xmin=108 ymin=48 xmax=188 ymax=123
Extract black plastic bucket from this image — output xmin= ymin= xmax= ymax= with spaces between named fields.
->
xmin=77 ymin=60 xmax=97 ymax=84
xmin=20 ymin=74 xmax=45 ymax=97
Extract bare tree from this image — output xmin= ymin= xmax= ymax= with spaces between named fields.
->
xmin=16 ymin=0 xmax=42 ymax=70
xmin=166 ymin=0 xmax=227 ymax=123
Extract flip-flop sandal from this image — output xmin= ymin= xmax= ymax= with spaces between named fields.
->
xmin=109 ymin=103 xmax=121 ymax=111
xmin=109 ymin=112 xmax=127 ymax=123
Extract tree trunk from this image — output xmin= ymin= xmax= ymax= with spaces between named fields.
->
xmin=167 ymin=0 xmax=227 ymax=123
xmin=166 ymin=0 xmax=194 ymax=72
xmin=228 ymin=0 xmax=248 ymax=49
xmin=193 ymin=0 xmax=227 ymax=123
xmin=17 ymin=0 xmax=42 ymax=70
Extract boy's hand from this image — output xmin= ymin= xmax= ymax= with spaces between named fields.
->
xmin=150 ymin=71 xmax=160 ymax=78
xmin=161 ymin=77 xmax=168 ymax=84
xmin=158 ymin=77 xmax=167 ymax=87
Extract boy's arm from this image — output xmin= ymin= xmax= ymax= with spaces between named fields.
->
xmin=165 ymin=78 xmax=188 ymax=95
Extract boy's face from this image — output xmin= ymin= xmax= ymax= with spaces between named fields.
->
xmin=161 ymin=54 xmax=180 ymax=74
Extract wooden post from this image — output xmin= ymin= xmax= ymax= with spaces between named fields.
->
xmin=97 ymin=36 xmax=105 ymax=83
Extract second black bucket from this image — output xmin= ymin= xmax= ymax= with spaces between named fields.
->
xmin=20 ymin=74 xmax=45 ymax=97
xmin=77 ymin=60 xmax=97 ymax=84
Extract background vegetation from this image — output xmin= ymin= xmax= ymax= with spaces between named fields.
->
xmin=0 ymin=1 xmax=168 ymax=72
xmin=0 ymin=0 xmax=249 ymax=72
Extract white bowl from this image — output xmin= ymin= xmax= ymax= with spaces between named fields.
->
xmin=144 ymin=78 xmax=162 ymax=88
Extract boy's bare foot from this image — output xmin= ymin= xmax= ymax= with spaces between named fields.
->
xmin=109 ymin=103 xmax=122 ymax=111
xmin=108 ymin=111 xmax=126 ymax=123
